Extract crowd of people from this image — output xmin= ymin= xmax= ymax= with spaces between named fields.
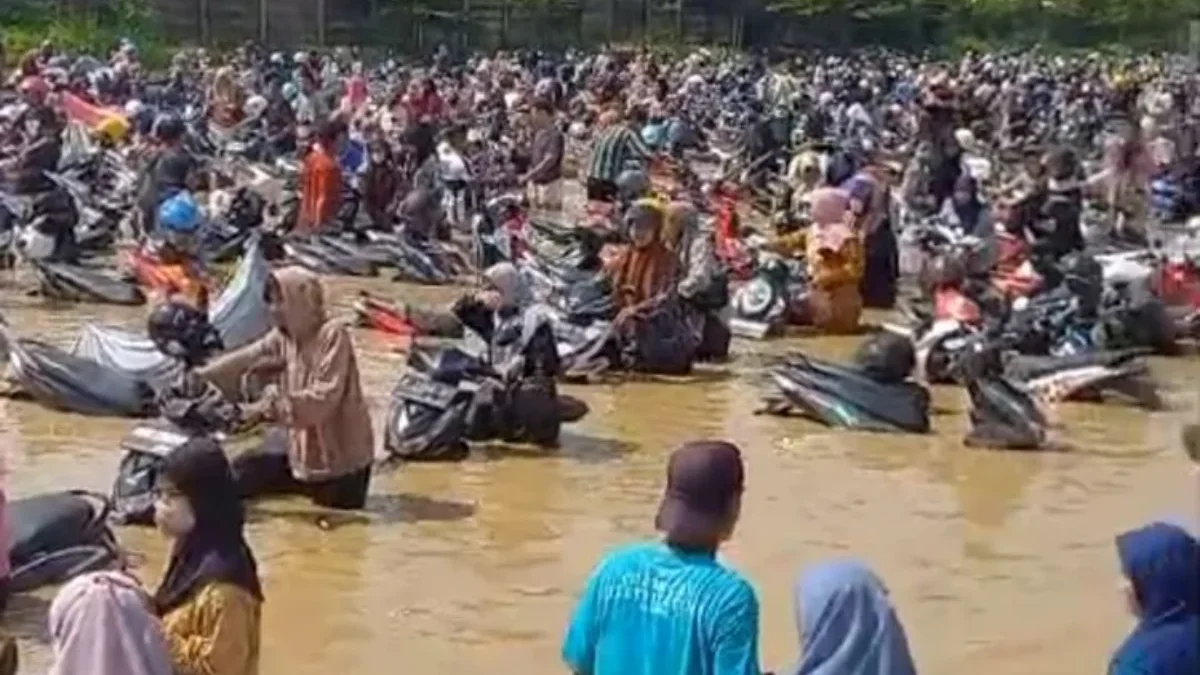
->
xmin=1 ymin=35 xmax=1199 ymax=675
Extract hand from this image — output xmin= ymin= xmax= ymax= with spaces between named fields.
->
xmin=476 ymin=290 xmax=503 ymax=310
xmin=614 ymin=306 xmax=639 ymax=327
xmin=240 ymin=385 xmax=279 ymax=424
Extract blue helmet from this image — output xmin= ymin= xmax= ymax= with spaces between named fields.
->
xmin=158 ymin=193 xmax=201 ymax=233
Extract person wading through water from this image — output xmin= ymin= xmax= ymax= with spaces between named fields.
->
xmin=153 ymin=438 xmax=263 ymax=675
xmin=563 ymin=440 xmax=761 ymax=675
xmin=197 ymin=267 xmax=375 ymax=510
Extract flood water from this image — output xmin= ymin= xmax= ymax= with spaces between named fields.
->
xmin=3 ymin=242 xmax=1199 ymax=674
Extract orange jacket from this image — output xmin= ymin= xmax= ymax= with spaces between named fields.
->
xmin=298 ymin=146 xmax=341 ymax=234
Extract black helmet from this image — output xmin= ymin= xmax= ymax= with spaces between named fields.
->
xmin=152 ymin=113 xmax=185 ymax=142
xmin=1061 ymin=252 xmax=1103 ymax=302
xmin=854 ymin=331 xmax=916 ymax=384
xmin=148 ymin=301 xmax=224 ymax=368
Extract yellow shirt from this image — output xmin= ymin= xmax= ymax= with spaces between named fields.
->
xmin=162 ymin=582 xmax=261 ymax=675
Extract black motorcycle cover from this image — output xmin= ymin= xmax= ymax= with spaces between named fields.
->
xmin=767 ymin=354 xmax=931 ymax=433
xmin=965 ymin=377 xmax=1048 ymax=450
xmin=7 ymin=491 xmax=121 ymax=592
xmin=33 ymin=261 xmax=146 ymax=306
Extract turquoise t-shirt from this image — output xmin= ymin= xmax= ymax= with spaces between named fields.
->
xmin=562 ymin=541 xmax=761 ymax=675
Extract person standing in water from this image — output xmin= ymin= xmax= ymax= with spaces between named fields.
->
xmin=153 ymin=438 xmax=263 ymax=675
xmin=45 ymin=571 xmax=174 ymax=675
xmin=563 ymin=440 xmax=760 ymax=675
xmin=297 ymin=118 xmax=347 ymax=235
xmin=197 ymin=267 xmax=375 ymax=510
xmin=1108 ymin=522 xmax=1199 ymax=675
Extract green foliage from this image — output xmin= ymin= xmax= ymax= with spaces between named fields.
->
xmin=1 ymin=0 xmax=170 ymax=66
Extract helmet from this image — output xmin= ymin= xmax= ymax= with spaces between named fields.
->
xmin=615 ymin=170 xmax=650 ymax=203
xmin=158 ymin=193 xmax=202 ymax=233
xmin=1061 ymin=252 xmax=1103 ymax=300
xmin=854 ymin=331 xmax=916 ymax=384
xmin=96 ymin=115 xmax=130 ymax=142
xmin=245 ymin=95 xmax=268 ymax=119
xmin=152 ymin=114 xmax=185 ymax=142
xmin=147 ymin=301 xmax=224 ymax=367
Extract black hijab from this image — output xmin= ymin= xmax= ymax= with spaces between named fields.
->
xmin=952 ymin=174 xmax=984 ymax=230
xmin=154 ymin=438 xmax=263 ymax=616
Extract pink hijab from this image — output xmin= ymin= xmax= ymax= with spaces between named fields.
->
xmin=809 ymin=187 xmax=854 ymax=252
xmin=49 ymin=571 xmax=173 ymax=675
xmin=342 ymin=74 xmax=368 ymax=114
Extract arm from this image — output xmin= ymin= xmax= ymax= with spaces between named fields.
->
xmin=164 ymin=583 xmax=258 ymax=675
xmin=195 ymin=331 xmax=283 ymax=401
xmin=271 ymin=325 xmax=354 ymax=428
xmin=623 ymin=127 xmax=655 ymax=163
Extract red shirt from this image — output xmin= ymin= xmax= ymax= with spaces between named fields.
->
xmin=298 ymin=145 xmax=341 ymax=233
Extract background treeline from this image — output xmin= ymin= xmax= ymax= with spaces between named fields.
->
xmin=3 ymin=0 xmax=1198 ymax=64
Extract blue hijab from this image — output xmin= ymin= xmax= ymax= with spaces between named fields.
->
xmin=1109 ymin=522 xmax=1200 ymax=675
xmin=793 ymin=560 xmax=917 ymax=675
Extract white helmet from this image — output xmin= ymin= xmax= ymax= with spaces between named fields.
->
xmin=245 ymin=95 xmax=268 ymax=119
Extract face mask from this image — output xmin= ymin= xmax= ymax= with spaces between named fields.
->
xmin=25 ymin=120 xmax=40 ymax=138
xmin=154 ymin=495 xmax=196 ymax=538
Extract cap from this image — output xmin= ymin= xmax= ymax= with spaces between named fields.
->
xmin=655 ymin=441 xmax=745 ymax=545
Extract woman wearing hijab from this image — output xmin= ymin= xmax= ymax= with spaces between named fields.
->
xmin=790 ymin=559 xmax=918 ymax=675
xmin=363 ymin=139 xmax=401 ymax=230
xmin=941 ymin=174 xmax=988 ymax=235
xmin=453 ymin=262 xmax=559 ymax=377
xmin=662 ymin=201 xmax=729 ymax=361
xmin=208 ymin=66 xmax=245 ymax=130
xmin=805 ymin=187 xmax=864 ymax=334
xmin=197 ymin=267 xmax=375 ymax=510
xmin=48 ymin=571 xmax=174 ymax=675
xmin=607 ymin=199 xmax=678 ymax=326
xmin=1109 ymin=522 xmax=1200 ymax=675
xmin=153 ymin=438 xmax=262 ymax=675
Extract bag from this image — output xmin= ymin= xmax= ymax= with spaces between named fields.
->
xmin=8 ymin=491 xmax=121 ymax=592
xmin=111 ymin=424 xmax=191 ymax=525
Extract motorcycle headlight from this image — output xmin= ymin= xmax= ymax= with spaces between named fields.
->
xmin=18 ymin=228 xmax=55 ymax=261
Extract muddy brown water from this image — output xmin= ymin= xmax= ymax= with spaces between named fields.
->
xmin=2 ymin=250 xmax=1199 ymax=674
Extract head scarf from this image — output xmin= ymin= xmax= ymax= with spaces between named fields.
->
xmin=1109 ymin=522 xmax=1200 ymax=675
xmin=809 ymin=187 xmax=853 ymax=253
xmin=610 ymin=199 xmax=677 ymax=309
xmin=484 ymin=262 xmax=531 ymax=310
xmin=153 ymin=437 xmax=263 ymax=616
xmin=267 ymin=267 xmax=327 ymax=344
xmin=661 ymin=201 xmax=700 ymax=254
xmin=793 ymin=560 xmax=917 ymax=675
xmin=951 ymin=174 xmax=984 ymax=229
xmin=50 ymin=571 xmax=173 ymax=675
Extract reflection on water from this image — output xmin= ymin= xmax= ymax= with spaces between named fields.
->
xmin=2 ymin=259 xmax=1198 ymax=674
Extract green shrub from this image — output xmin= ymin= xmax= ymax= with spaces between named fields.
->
xmin=1 ymin=0 xmax=170 ymax=67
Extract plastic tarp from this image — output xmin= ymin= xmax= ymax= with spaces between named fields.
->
xmin=71 ymin=238 xmax=271 ymax=388
xmin=1 ymin=322 xmax=153 ymax=417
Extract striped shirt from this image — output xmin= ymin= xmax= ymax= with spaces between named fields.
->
xmin=586 ymin=125 xmax=653 ymax=183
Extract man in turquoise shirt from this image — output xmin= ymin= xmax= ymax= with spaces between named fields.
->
xmin=562 ymin=440 xmax=761 ymax=675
